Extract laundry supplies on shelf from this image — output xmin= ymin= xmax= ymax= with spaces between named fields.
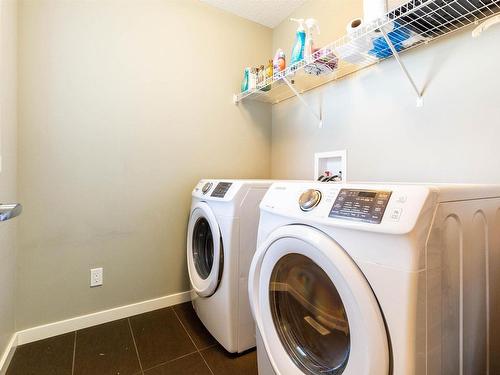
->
xmin=368 ymin=22 xmax=413 ymax=58
xmin=233 ymin=0 xmax=500 ymax=106
xmin=304 ymin=18 xmax=320 ymax=62
xmin=290 ymin=18 xmax=307 ymax=65
xmin=241 ymin=64 xmax=272 ymax=93
xmin=337 ymin=18 xmax=371 ymax=64
xmin=302 ymin=18 xmax=339 ymax=76
xmin=364 ymin=0 xmax=389 ymax=24
xmin=304 ymin=48 xmax=339 ymax=76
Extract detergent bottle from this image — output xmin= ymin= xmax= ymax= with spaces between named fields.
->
xmin=272 ymin=49 xmax=286 ymax=79
xmin=241 ymin=67 xmax=249 ymax=92
xmin=304 ymin=18 xmax=320 ymax=63
xmin=290 ymin=18 xmax=306 ymax=65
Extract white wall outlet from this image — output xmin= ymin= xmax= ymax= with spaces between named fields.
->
xmin=90 ymin=267 xmax=103 ymax=287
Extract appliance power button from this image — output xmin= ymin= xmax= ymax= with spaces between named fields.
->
xmin=390 ymin=208 xmax=403 ymax=221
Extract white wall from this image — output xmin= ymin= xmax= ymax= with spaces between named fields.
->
xmin=17 ymin=0 xmax=272 ymax=329
xmin=0 ymin=0 xmax=18 ymax=360
xmin=271 ymin=1 xmax=500 ymax=184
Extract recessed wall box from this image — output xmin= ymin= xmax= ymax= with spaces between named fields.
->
xmin=314 ymin=150 xmax=347 ymax=182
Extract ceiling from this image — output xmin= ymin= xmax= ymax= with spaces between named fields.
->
xmin=201 ymin=0 xmax=307 ymax=28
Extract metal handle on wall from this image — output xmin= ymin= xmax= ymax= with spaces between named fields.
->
xmin=0 ymin=203 xmax=22 ymax=221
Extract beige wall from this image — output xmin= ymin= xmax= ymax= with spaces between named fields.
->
xmin=271 ymin=1 xmax=500 ymax=183
xmin=0 ymin=0 xmax=17 ymax=358
xmin=15 ymin=0 xmax=500 ymax=333
xmin=17 ymin=0 xmax=272 ymax=329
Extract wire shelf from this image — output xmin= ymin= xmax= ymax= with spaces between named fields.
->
xmin=234 ymin=0 xmax=500 ymax=104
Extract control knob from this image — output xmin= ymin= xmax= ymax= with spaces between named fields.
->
xmin=299 ymin=189 xmax=322 ymax=211
xmin=202 ymin=182 xmax=213 ymax=195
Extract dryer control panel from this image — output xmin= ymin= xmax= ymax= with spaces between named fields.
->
xmin=211 ymin=182 xmax=233 ymax=198
xmin=329 ymin=189 xmax=392 ymax=224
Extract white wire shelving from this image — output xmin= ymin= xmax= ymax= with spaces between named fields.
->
xmin=233 ymin=0 xmax=500 ymax=123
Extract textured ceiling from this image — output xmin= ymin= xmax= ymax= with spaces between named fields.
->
xmin=202 ymin=0 xmax=307 ymax=28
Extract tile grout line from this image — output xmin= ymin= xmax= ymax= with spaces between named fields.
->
xmin=171 ymin=308 xmax=200 ymax=351
xmin=172 ymin=307 xmax=215 ymax=375
xmin=127 ymin=318 xmax=145 ymax=375
xmin=197 ymin=347 xmax=216 ymax=375
xmin=141 ymin=349 xmax=199 ymax=372
xmin=71 ymin=331 xmax=77 ymax=375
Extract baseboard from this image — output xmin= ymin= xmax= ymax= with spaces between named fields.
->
xmin=16 ymin=290 xmax=191 ymax=346
xmin=0 ymin=333 xmax=18 ymax=375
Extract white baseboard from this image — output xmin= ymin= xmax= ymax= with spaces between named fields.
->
xmin=0 ymin=333 xmax=18 ymax=375
xmin=16 ymin=290 xmax=191 ymax=346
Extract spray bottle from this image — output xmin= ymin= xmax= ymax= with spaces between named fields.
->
xmin=290 ymin=18 xmax=306 ymax=65
xmin=304 ymin=18 xmax=320 ymax=63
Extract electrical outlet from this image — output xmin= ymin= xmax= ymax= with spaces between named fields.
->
xmin=90 ymin=267 xmax=103 ymax=287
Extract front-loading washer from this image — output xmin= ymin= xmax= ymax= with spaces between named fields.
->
xmin=187 ymin=179 xmax=274 ymax=353
xmin=249 ymin=181 xmax=500 ymax=375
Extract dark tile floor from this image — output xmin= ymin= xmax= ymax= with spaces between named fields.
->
xmin=7 ymin=302 xmax=258 ymax=375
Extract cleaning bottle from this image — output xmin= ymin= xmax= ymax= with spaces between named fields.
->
xmin=241 ymin=67 xmax=249 ymax=92
xmin=273 ymin=49 xmax=286 ymax=79
xmin=262 ymin=61 xmax=272 ymax=91
xmin=248 ymin=67 xmax=257 ymax=90
xmin=304 ymin=18 xmax=320 ymax=63
xmin=290 ymin=18 xmax=306 ymax=65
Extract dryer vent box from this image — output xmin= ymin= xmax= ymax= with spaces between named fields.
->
xmin=314 ymin=150 xmax=347 ymax=182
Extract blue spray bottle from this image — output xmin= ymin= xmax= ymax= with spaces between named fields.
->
xmin=290 ymin=18 xmax=306 ymax=65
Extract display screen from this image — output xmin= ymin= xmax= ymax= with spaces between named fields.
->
xmin=357 ymin=191 xmax=377 ymax=198
xmin=210 ymin=182 xmax=232 ymax=198
xmin=329 ymin=189 xmax=392 ymax=224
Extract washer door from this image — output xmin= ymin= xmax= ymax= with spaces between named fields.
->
xmin=249 ymin=225 xmax=389 ymax=375
xmin=187 ymin=202 xmax=223 ymax=298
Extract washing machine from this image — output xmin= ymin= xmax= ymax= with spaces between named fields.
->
xmin=187 ymin=179 xmax=274 ymax=353
xmin=249 ymin=181 xmax=500 ymax=375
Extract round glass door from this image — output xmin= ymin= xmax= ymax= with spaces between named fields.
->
xmin=249 ymin=224 xmax=389 ymax=375
xmin=187 ymin=202 xmax=222 ymax=297
xmin=270 ymin=253 xmax=350 ymax=375
xmin=192 ymin=217 xmax=214 ymax=280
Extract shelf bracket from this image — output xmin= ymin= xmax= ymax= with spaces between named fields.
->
xmin=282 ymin=77 xmax=323 ymax=128
xmin=380 ymin=26 xmax=424 ymax=108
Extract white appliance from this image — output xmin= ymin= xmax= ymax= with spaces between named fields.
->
xmin=187 ymin=179 xmax=273 ymax=353
xmin=249 ymin=182 xmax=500 ymax=375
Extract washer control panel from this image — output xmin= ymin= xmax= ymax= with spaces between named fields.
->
xmin=210 ymin=182 xmax=233 ymax=198
xmin=329 ymin=189 xmax=392 ymax=224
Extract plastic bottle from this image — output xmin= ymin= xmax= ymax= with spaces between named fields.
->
xmin=262 ymin=60 xmax=273 ymax=91
xmin=257 ymin=65 xmax=265 ymax=87
xmin=290 ymin=18 xmax=306 ymax=65
xmin=241 ymin=67 xmax=249 ymax=92
xmin=248 ymin=67 xmax=257 ymax=90
xmin=273 ymin=49 xmax=286 ymax=79
xmin=278 ymin=53 xmax=286 ymax=72
xmin=304 ymin=18 xmax=320 ymax=62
